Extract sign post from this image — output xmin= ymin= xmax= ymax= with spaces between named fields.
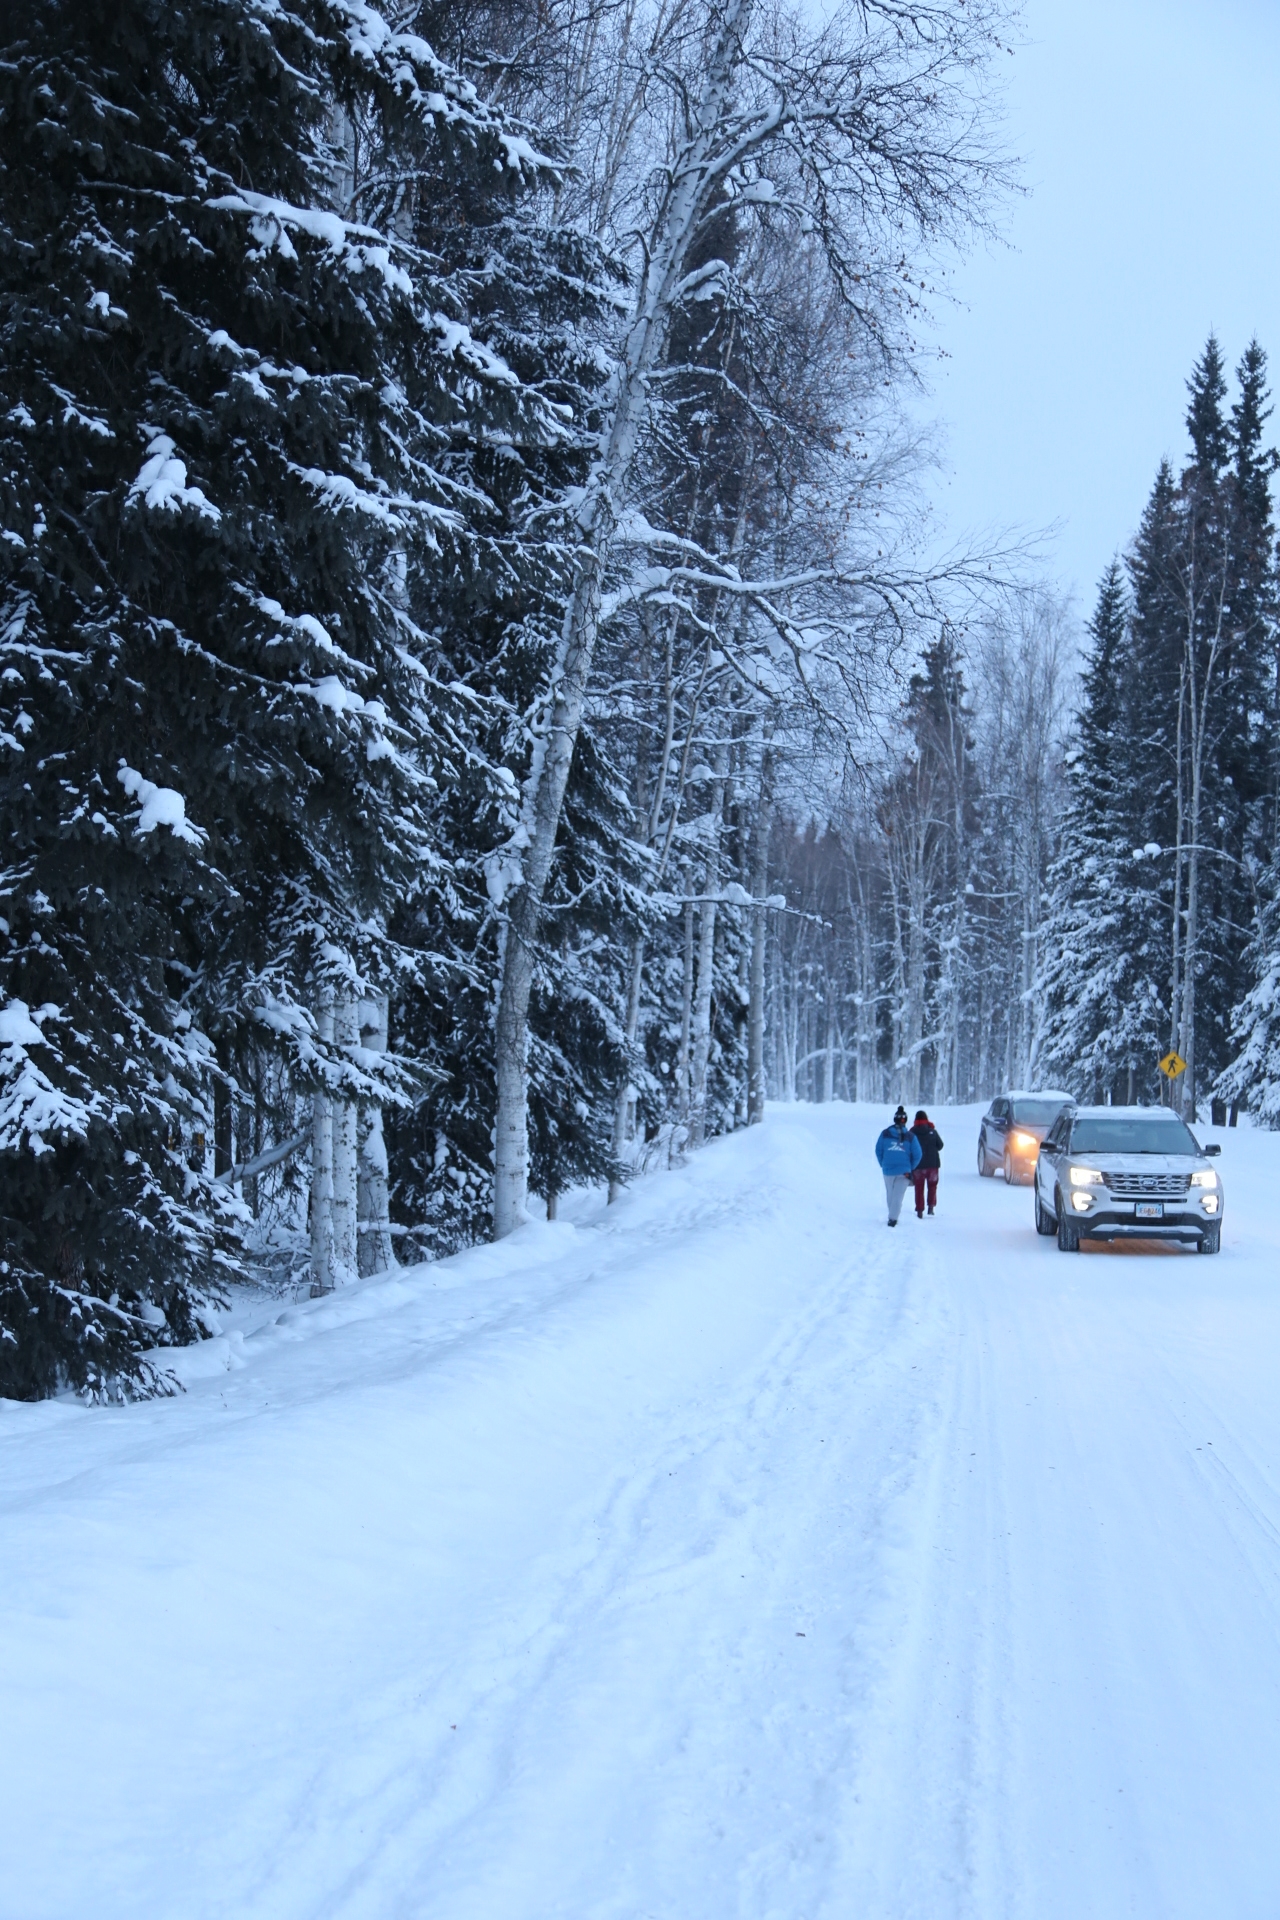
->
xmin=1158 ymin=1050 xmax=1187 ymax=1109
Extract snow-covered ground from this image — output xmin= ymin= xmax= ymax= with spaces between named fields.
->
xmin=4 ymin=1103 xmax=1280 ymax=1919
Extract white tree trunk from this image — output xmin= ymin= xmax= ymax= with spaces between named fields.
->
xmin=491 ymin=0 xmax=753 ymax=1236
xmin=689 ymin=897 xmax=719 ymax=1147
xmin=331 ymin=994 xmax=359 ymax=1286
xmin=1176 ymin=566 xmax=1227 ymax=1123
xmin=735 ymin=918 xmax=750 ymax=1128
xmin=690 ymin=748 xmax=729 ymax=1146
xmin=357 ymin=996 xmax=396 ymax=1278
xmin=609 ymin=937 xmax=646 ymax=1202
xmin=676 ymin=899 xmax=695 ymax=1131
xmin=310 ymin=993 xmax=334 ymax=1295
xmin=747 ymin=750 xmax=773 ymax=1125
xmin=822 ymin=985 xmax=836 ymax=1104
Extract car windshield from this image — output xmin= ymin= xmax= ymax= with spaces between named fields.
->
xmin=1069 ymin=1118 xmax=1199 ymax=1155
xmin=1010 ymin=1100 xmax=1068 ymax=1127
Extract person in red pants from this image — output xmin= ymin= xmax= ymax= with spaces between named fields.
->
xmin=910 ymin=1109 xmax=944 ymax=1216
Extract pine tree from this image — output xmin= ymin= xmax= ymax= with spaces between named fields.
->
xmin=1186 ymin=334 xmax=1231 ymax=475
xmin=382 ymin=119 xmax=635 ymax=1246
xmin=1200 ymin=342 xmax=1278 ymax=1067
xmin=1218 ymin=346 xmax=1280 ymax=1118
xmin=1219 ymin=880 xmax=1280 ymax=1123
xmin=1125 ymin=460 xmax=1184 ymax=859
xmin=1163 ymin=337 xmax=1276 ymax=1107
xmin=1040 ymin=563 xmax=1168 ymax=1098
xmin=0 ymin=0 xmax=554 ymax=1394
xmin=1121 ymin=456 xmax=1192 ymax=1079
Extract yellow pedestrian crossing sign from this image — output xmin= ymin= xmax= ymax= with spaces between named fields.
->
xmin=1159 ymin=1050 xmax=1187 ymax=1079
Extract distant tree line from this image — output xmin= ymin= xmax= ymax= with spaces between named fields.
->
xmin=758 ymin=588 xmax=1075 ymax=1113
xmin=758 ymin=336 xmax=1280 ymax=1134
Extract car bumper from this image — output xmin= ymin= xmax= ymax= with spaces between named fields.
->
xmin=1072 ymin=1206 xmax=1219 ymax=1244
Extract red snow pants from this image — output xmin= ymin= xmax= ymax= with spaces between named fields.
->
xmin=912 ymin=1168 xmax=939 ymax=1215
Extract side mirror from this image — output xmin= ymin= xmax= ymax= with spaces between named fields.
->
xmin=1204 ymin=1142 xmax=1221 ymax=1157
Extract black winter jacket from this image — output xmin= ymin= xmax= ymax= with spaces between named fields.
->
xmin=911 ymin=1122 xmax=944 ymax=1170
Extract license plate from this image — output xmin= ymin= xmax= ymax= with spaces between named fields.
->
xmin=1135 ymin=1202 xmax=1164 ymax=1220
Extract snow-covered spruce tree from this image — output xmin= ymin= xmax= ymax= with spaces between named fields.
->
xmin=388 ymin=710 xmax=643 ymax=1251
xmin=1163 ymin=340 xmax=1251 ymax=1112
xmin=1229 ymin=342 xmax=1280 ymax=857
xmin=378 ymin=60 xmax=641 ymax=1249
xmin=904 ymin=629 xmax=979 ymax=1100
xmin=1207 ymin=344 xmax=1280 ymax=1097
xmin=1039 ymin=563 xmax=1169 ymax=1100
xmin=1216 ymin=346 xmax=1280 ymax=1120
xmin=1219 ymin=884 xmax=1280 ymax=1125
xmin=0 ymin=0 xmax=552 ymax=1394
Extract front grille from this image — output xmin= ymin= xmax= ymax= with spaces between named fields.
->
xmin=1102 ymin=1171 xmax=1191 ymax=1199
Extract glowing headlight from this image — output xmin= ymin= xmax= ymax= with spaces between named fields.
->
xmin=1010 ymin=1130 xmax=1037 ymax=1151
xmin=1071 ymin=1190 xmax=1094 ymax=1212
xmin=1191 ymin=1168 xmax=1217 ymax=1188
xmin=1068 ymin=1165 xmax=1103 ymax=1186
xmin=1201 ymin=1194 xmax=1220 ymax=1214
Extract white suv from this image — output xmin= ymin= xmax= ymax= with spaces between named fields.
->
xmin=1033 ymin=1105 xmax=1224 ymax=1254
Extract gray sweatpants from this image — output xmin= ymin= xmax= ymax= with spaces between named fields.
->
xmin=884 ymin=1173 xmax=911 ymax=1222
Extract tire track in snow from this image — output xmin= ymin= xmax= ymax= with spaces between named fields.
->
xmin=823 ymin=1206 xmax=1021 ymax=1920
xmin=294 ymin=1130 xmax=962 ymax=1920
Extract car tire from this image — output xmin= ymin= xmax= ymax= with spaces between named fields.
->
xmin=1003 ymin=1150 xmax=1018 ymax=1186
xmin=1035 ymin=1189 xmax=1056 ymax=1236
xmin=1055 ymin=1197 xmax=1079 ymax=1252
xmin=977 ymin=1137 xmax=992 ymax=1176
xmin=1197 ymin=1224 xmax=1221 ymax=1255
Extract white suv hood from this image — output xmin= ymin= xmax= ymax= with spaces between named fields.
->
xmin=1067 ymin=1153 xmax=1211 ymax=1176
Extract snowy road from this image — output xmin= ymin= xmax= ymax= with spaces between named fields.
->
xmin=3 ymin=1104 xmax=1280 ymax=1919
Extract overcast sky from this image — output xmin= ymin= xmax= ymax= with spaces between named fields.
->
xmin=915 ymin=0 xmax=1280 ymax=613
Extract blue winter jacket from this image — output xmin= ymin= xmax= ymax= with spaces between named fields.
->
xmin=876 ymin=1124 xmax=922 ymax=1176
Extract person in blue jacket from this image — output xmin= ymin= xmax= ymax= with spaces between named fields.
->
xmin=875 ymin=1105 xmax=922 ymax=1226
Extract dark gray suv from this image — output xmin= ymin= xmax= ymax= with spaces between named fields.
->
xmin=977 ymin=1091 xmax=1073 ymax=1186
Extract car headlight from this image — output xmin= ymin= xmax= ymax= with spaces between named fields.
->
xmin=1068 ymin=1164 xmax=1103 ymax=1186
xmin=1201 ymin=1194 xmax=1220 ymax=1214
xmin=1010 ymin=1130 xmax=1037 ymax=1151
xmin=1071 ymin=1190 xmax=1094 ymax=1212
xmin=1191 ymin=1168 xmax=1217 ymax=1188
